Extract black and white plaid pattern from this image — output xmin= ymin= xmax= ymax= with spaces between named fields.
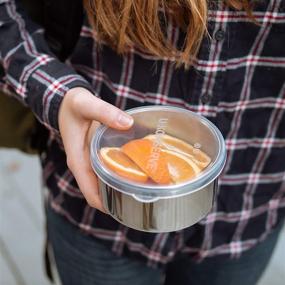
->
xmin=1 ymin=0 xmax=285 ymax=268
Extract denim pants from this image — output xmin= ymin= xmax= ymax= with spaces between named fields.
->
xmin=47 ymin=207 xmax=283 ymax=285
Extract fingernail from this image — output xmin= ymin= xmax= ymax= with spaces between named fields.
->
xmin=118 ymin=114 xmax=133 ymax=127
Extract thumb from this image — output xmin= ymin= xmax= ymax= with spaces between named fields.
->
xmin=73 ymin=89 xmax=134 ymax=130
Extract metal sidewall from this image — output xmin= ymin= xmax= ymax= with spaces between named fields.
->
xmin=99 ymin=179 xmax=216 ymax=232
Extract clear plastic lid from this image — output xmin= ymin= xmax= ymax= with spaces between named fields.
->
xmin=90 ymin=106 xmax=226 ymax=199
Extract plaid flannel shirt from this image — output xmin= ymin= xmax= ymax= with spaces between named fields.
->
xmin=1 ymin=0 xmax=285 ymax=268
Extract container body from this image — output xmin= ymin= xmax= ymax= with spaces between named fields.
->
xmin=98 ymin=179 xmax=217 ymax=232
xmin=91 ymin=106 xmax=226 ymax=232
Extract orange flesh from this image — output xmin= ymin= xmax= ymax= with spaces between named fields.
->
xmin=100 ymin=134 xmax=211 ymax=185
xmin=100 ymin=148 xmax=148 ymax=183
xmin=163 ymin=137 xmax=209 ymax=164
xmin=164 ymin=151 xmax=197 ymax=183
xmin=107 ymin=149 xmax=143 ymax=170
xmin=121 ymin=139 xmax=171 ymax=185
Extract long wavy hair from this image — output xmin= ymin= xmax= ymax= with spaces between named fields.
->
xmin=83 ymin=0 xmax=253 ymax=67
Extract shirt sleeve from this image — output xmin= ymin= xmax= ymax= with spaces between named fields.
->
xmin=0 ymin=0 xmax=94 ymax=131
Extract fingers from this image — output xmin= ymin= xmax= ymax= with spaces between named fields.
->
xmin=68 ymin=155 xmax=106 ymax=213
xmin=69 ymin=88 xmax=134 ymax=130
xmin=60 ymin=114 xmax=106 ymax=212
xmin=87 ymin=120 xmax=101 ymax=147
xmin=81 ymin=96 xmax=134 ymax=129
xmin=58 ymin=87 xmax=132 ymax=213
xmin=66 ymin=127 xmax=106 ymax=212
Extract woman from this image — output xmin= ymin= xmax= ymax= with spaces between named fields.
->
xmin=0 ymin=0 xmax=284 ymax=284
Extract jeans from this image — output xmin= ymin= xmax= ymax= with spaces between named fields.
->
xmin=47 ymin=207 xmax=283 ymax=285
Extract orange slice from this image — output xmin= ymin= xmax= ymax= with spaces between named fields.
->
xmin=121 ymin=139 xmax=171 ymax=185
xmin=144 ymin=134 xmax=211 ymax=169
xmin=100 ymin=147 xmax=148 ymax=183
xmin=162 ymin=149 xmax=201 ymax=184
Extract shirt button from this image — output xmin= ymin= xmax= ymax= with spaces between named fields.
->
xmin=208 ymin=1 xmax=217 ymax=10
xmin=214 ymin=29 xmax=226 ymax=41
xmin=45 ymin=1 xmax=52 ymax=6
xmin=201 ymin=93 xmax=212 ymax=104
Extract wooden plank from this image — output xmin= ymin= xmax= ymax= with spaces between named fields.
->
xmin=0 ymin=151 xmax=51 ymax=285
xmin=0 ymin=150 xmax=43 ymax=227
xmin=0 ymin=237 xmax=20 ymax=285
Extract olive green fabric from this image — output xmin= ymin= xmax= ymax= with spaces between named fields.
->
xmin=0 ymin=0 xmax=41 ymax=154
xmin=0 ymin=91 xmax=38 ymax=154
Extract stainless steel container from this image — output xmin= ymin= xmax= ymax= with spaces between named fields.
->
xmin=91 ymin=106 xmax=226 ymax=232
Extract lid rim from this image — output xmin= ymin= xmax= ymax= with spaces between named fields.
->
xmin=90 ymin=106 xmax=227 ymax=197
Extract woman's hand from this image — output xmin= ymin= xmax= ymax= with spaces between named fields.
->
xmin=58 ymin=87 xmax=133 ymax=212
